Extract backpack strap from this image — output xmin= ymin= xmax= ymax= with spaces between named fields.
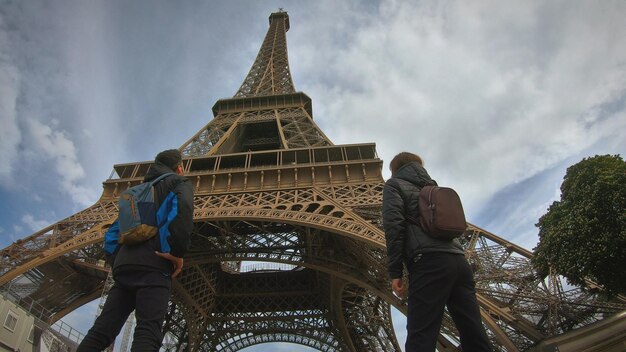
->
xmin=149 ymin=173 xmax=177 ymax=209
xmin=149 ymin=172 xmax=176 ymax=187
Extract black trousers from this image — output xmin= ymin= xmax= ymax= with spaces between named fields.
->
xmin=77 ymin=270 xmax=171 ymax=352
xmin=406 ymin=252 xmax=492 ymax=352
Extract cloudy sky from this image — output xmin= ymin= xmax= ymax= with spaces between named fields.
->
xmin=1 ymin=0 xmax=625 ymax=350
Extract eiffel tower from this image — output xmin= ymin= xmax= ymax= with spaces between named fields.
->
xmin=1 ymin=10 xmax=624 ymax=352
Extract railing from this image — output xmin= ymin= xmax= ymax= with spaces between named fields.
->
xmin=50 ymin=320 xmax=84 ymax=345
xmin=1 ymin=287 xmax=84 ymax=349
xmin=1 ymin=286 xmax=52 ymax=323
xmin=110 ymin=143 xmax=380 ymax=180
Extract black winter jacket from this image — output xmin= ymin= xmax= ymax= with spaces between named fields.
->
xmin=113 ymin=162 xmax=194 ymax=275
xmin=383 ymin=161 xmax=464 ymax=279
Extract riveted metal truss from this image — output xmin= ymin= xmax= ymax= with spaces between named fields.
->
xmin=1 ymin=9 xmax=625 ymax=352
xmin=2 ymin=162 xmax=625 ymax=350
xmin=181 ymin=97 xmax=332 ymax=157
xmin=235 ymin=11 xmax=295 ymax=98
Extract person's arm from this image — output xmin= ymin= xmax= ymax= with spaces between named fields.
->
xmin=156 ymin=178 xmax=194 ymax=277
xmin=382 ymin=180 xmax=407 ymax=281
xmin=166 ymin=178 xmax=194 ymax=258
xmin=103 ymin=220 xmax=120 ymax=267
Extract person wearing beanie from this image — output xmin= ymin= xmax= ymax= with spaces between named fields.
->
xmin=78 ymin=149 xmax=194 ymax=352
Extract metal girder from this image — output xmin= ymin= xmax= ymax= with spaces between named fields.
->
xmin=2 ymin=175 xmax=625 ymax=350
xmin=181 ymin=106 xmax=332 ymax=157
xmin=235 ymin=11 xmax=294 ymax=98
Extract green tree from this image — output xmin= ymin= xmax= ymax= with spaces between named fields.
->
xmin=533 ymin=154 xmax=626 ymax=296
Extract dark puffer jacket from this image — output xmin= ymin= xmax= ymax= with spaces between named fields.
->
xmin=383 ymin=161 xmax=464 ymax=279
xmin=113 ymin=162 xmax=194 ymax=275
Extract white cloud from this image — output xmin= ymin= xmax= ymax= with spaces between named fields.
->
xmin=25 ymin=118 xmax=97 ymax=206
xmin=21 ymin=214 xmax=50 ymax=232
xmin=297 ymin=0 xmax=626 ymax=216
xmin=0 ymin=13 xmax=22 ymax=181
xmin=12 ymin=224 xmax=23 ymax=234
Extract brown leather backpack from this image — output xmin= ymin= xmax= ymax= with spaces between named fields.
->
xmin=408 ymin=185 xmax=468 ymax=241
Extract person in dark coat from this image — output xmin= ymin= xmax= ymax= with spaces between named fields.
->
xmin=78 ymin=149 xmax=194 ymax=352
xmin=382 ymin=152 xmax=492 ymax=352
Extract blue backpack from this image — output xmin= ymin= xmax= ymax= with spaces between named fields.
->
xmin=104 ymin=173 xmax=179 ymax=255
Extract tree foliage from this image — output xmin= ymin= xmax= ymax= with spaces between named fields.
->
xmin=532 ymin=154 xmax=626 ymax=296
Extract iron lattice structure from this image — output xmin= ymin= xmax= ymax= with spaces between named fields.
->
xmin=1 ymin=11 xmax=624 ymax=352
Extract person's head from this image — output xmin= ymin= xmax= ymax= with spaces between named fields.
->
xmin=156 ymin=149 xmax=183 ymax=175
xmin=389 ymin=152 xmax=423 ymax=176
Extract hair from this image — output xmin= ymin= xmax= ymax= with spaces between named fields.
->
xmin=389 ymin=152 xmax=423 ymax=175
xmin=155 ymin=149 xmax=183 ymax=171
